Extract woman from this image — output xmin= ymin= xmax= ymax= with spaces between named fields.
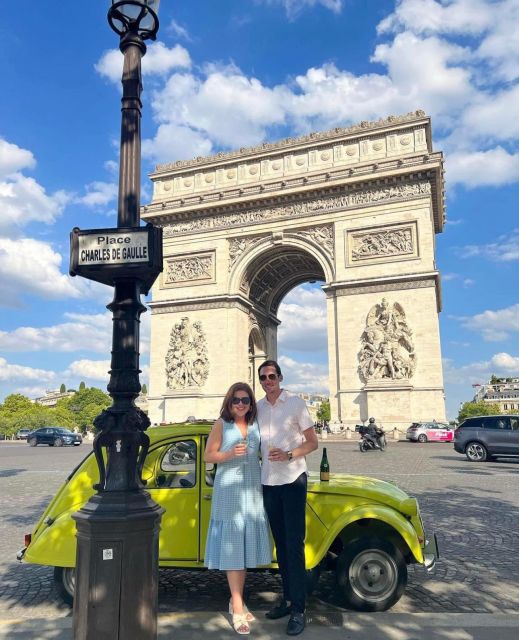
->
xmin=204 ymin=382 xmax=272 ymax=635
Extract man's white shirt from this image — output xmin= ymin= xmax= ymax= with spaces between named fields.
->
xmin=257 ymin=390 xmax=314 ymax=486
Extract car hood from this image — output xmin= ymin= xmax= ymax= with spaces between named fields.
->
xmin=307 ymin=472 xmax=418 ymax=516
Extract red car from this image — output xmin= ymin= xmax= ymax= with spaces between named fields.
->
xmin=406 ymin=422 xmax=453 ymax=443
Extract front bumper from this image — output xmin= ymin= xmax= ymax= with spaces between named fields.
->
xmin=423 ymin=533 xmax=439 ymax=571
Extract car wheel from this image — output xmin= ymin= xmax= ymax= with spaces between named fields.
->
xmin=465 ymin=441 xmax=488 ymax=462
xmin=336 ymin=537 xmax=407 ymax=612
xmin=28 ymin=438 xmax=37 ymax=447
xmin=417 ymin=434 xmax=428 ymax=443
xmin=54 ymin=567 xmax=75 ymax=606
xmin=54 ymin=438 xmax=63 ymax=447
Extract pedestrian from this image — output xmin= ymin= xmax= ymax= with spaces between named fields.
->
xmin=204 ymin=382 xmax=272 ymax=635
xmin=257 ymin=360 xmax=319 ymax=636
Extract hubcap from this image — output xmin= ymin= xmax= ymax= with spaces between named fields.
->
xmin=63 ymin=568 xmax=75 ymax=598
xmin=349 ymin=550 xmax=397 ymax=603
xmin=467 ymin=443 xmax=485 ymax=460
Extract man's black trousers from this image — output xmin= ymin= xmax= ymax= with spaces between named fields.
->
xmin=263 ymin=472 xmax=307 ymax=614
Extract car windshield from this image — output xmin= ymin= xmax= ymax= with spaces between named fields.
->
xmin=56 ymin=428 xmax=74 ymax=434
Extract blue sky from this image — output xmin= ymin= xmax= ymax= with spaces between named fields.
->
xmin=0 ymin=0 xmax=518 ymax=419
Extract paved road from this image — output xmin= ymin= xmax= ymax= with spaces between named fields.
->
xmin=1 ymin=437 xmax=518 ymax=622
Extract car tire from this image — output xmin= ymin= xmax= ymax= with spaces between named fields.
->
xmin=54 ymin=438 xmax=63 ymax=447
xmin=28 ymin=438 xmax=37 ymax=447
xmin=417 ymin=434 xmax=428 ymax=443
xmin=465 ymin=441 xmax=488 ymax=462
xmin=336 ymin=537 xmax=407 ymax=612
xmin=54 ymin=567 xmax=75 ymax=606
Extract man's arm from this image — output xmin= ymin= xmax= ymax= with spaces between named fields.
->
xmin=269 ymin=426 xmax=318 ymax=462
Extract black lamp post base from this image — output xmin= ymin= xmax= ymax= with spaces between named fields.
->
xmin=72 ymin=491 xmax=164 ymax=640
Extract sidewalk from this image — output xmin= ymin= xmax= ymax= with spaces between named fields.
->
xmin=1 ymin=612 xmax=519 ymax=639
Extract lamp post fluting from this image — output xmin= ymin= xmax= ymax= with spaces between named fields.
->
xmin=71 ymin=3 xmax=163 ymax=639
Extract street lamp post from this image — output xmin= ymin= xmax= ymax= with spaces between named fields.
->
xmin=71 ymin=3 xmax=163 ymax=639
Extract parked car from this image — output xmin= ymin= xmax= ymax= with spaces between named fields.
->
xmin=18 ymin=424 xmax=438 ymax=612
xmin=27 ymin=427 xmax=82 ymax=447
xmin=406 ymin=422 xmax=453 ymax=443
xmin=454 ymin=414 xmax=519 ymax=462
xmin=16 ymin=429 xmax=31 ymax=440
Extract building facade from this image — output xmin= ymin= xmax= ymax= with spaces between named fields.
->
xmin=473 ymin=378 xmax=519 ymax=412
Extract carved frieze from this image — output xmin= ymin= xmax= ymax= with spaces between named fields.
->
xmin=165 ymin=318 xmax=209 ymax=389
xmin=295 ymin=224 xmax=334 ymax=262
xmin=162 ymin=181 xmax=431 ymax=238
xmin=163 ymin=252 xmax=214 ymax=287
xmin=349 ymin=224 xmax=416 ymax=264
xmin=358 ymin=299 xmax=416 ymax=383
xmin=229 ymin=236 xmax=265 ymax=271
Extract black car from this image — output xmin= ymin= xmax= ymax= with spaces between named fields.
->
xmin=454 ymin=415 xmax=519 ymax=461
xmin=27 ymin=427 xmax=82 ymax=447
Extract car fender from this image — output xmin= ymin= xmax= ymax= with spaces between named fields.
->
xmin=311 ymin=504 xmax=424 ymax=567
xmin=24 ymin=507 xmax=81 ymax=568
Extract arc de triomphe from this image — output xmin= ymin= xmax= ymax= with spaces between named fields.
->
xmin=142 ymin=110 xmax=446 ymax=428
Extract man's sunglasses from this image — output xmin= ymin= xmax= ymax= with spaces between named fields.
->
xmin=232 ymin=396 xmax=251 ymax=405
xmin=259 ymin=373 xmax=278 ymax=381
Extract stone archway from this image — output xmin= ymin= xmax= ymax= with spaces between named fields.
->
xmin=142 ymin=111 xmax=447 ymax=428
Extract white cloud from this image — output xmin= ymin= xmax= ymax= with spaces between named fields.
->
xmin=278 ymin=355 xmax=328 ymax=394
xmin=447 ymin=148 xmax=519 ymax=188
xmin=66 ymin=359 xmax=111 ymax=381
xmin=0 ymin=138 xmax=35 ymax=178
xmin=0 ymin=357 xmax=56 ymax=383
xmin=458 ymin=303 xmax=519 ymax=342
xmin=377 ymin=0 xmax=493 ymax=36
xmin=142 ymin=123 xmax=213 ymax=164
xmin=0 ymin=173 xmax=69 ymax=237
xmin=95 ymin=42 xmax=191 ymax=83
xmin=491 ymin=352 xmax=519 ymax=370
xmin=0 ymin=237 xmax=94 ymax=306
xmin=460 ymin=229 xmax=519 ymax=262
xmin=278 ymin=286 xmax=327 ymax=352
xmin=168 ymin=19 xmax=192 ymax=41
xmin=76 ymin=181 xmax=118 ymax=208
xmin=442 ymin=273 xmax=475 ymax=287
xmin=443 ymin=351 xmax=519 ymax=388
xmin=259 ymin=0 xmax=342 ymax=18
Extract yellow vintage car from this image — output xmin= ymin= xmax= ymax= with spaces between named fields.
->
xmin=18 ymin=424 xmax=438 ymax=611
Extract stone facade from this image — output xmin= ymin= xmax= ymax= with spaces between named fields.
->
xmin=142 ymin=111 xmax=446 ymax=428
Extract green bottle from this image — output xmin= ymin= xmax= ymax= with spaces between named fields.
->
xmin=320 ymin=447 xmax=330 ymax=481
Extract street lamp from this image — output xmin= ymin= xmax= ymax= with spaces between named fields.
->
xmin=71 ymin=3 xmax=164 ymax=639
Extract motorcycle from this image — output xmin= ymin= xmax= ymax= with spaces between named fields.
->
xmin=358 ymin=427 xmax=386 ymax=452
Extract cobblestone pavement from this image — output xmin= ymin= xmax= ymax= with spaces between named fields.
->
xmin=1 ymin=437 xmax=518 ymax=620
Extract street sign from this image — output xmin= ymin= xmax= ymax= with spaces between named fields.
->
xmin=70 ymin=225 xmax=163 ymax=293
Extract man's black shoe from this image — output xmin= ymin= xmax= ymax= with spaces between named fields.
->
xmin=265 ymin=601 xmax=291 ymax=620
xmin=286 ymin=612 xmax=305 ymax=636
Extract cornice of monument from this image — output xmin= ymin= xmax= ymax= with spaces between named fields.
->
xmin=151 ymin=110 xmax=430 ymax=174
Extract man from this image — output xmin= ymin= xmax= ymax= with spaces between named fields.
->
xmin=257 ymin=360 xmax=319 ymax=636
xmin=363 ymin=417 xmax=385 ymax=449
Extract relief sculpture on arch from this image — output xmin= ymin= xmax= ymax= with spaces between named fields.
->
xmin=358 ymin=298 xmax=416 ymax=383
xmin=165 ymin=317 xmax=209 ymax=389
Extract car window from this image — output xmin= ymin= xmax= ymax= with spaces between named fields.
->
xmin=152 ymin=440 xmax=197 ymax=489
xmin=511 ymin=418 xmax=519 ymax=431
xmin=482 ymin=417 xmax=509 ymax=430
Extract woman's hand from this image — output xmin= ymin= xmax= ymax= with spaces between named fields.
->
xmin=229 ymin=442 xmax=247 ymax=459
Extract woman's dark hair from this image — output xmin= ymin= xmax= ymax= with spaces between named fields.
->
xmin=220 ymin=382 xmax=257 ymax=424
xmin=257 ymin=359 xmax=282 ymax=377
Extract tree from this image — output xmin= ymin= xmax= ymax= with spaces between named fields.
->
xmin=58 ymin=387 xmax=111 ymax=432
xmin=458 ymin=401 xmax=501 ymax=423
xmin=141 ymin=383 xmax=148 ymax=395
xmin=317 ymin=399 xmax=331 ymax=424
xmin=0 ymin=393 xmax=33 ymax=414
xmin=489 ymin=374 xmax=500 ymax=384
xmin=79 ymin=381 xmax=86 ymax=391
xmin=60 ymin=383 xmax=66 ymax=393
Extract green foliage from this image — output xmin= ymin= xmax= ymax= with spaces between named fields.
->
xmin=317 ymin=399 xmax=331 ymax=423
xmin=458 ymin=401 xmax=502 ymax=423
xmin=79 ymin=381 xmax=86 ymax=391
xmin=60 ymin=383 xmax=66 ymax=393
xmin=141 ymin=383 xmax=148 ymax=395
xmin=58 ymin=388 xmax=111 ymax=432
xmin=1 ymin=393 xmax=33 ymax=414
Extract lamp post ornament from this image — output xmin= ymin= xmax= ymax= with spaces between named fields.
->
xmin=70 ymin=3 xmax=163 ymax=639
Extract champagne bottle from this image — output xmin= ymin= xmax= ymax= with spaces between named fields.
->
xmin=320 ymin=447 xmax=330 ymax=481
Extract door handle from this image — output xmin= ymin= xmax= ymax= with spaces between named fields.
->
xmin=203 ymin=494 xmax=212 ymax=500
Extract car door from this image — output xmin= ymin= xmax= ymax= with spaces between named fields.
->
xmin=198 ymin=435 xmax=215 ymax=561
xmin=146 ymin=438 xmax=200 ymax=561
xmin=481 ymin=416 xmax=510 ymax=453
xmin=507 ymin=417 xmax=519 ymax=454
xmin=40 ymin=428 xmax=53 ymax=445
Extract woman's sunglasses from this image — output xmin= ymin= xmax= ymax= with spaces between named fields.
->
xmin=232 ymin=396 xmax=251 ymax=405
xmin=259 ymin=373 xmax=278 ymax=381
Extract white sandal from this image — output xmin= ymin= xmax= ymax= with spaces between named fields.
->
xmin=231 ymin=613 xmax=250 ymax=635
xmin=229 ymin=599 xmax=255 ymax=622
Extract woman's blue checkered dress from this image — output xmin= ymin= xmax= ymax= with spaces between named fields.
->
xmin=204 ymin=419 xmax=272 ymax=570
